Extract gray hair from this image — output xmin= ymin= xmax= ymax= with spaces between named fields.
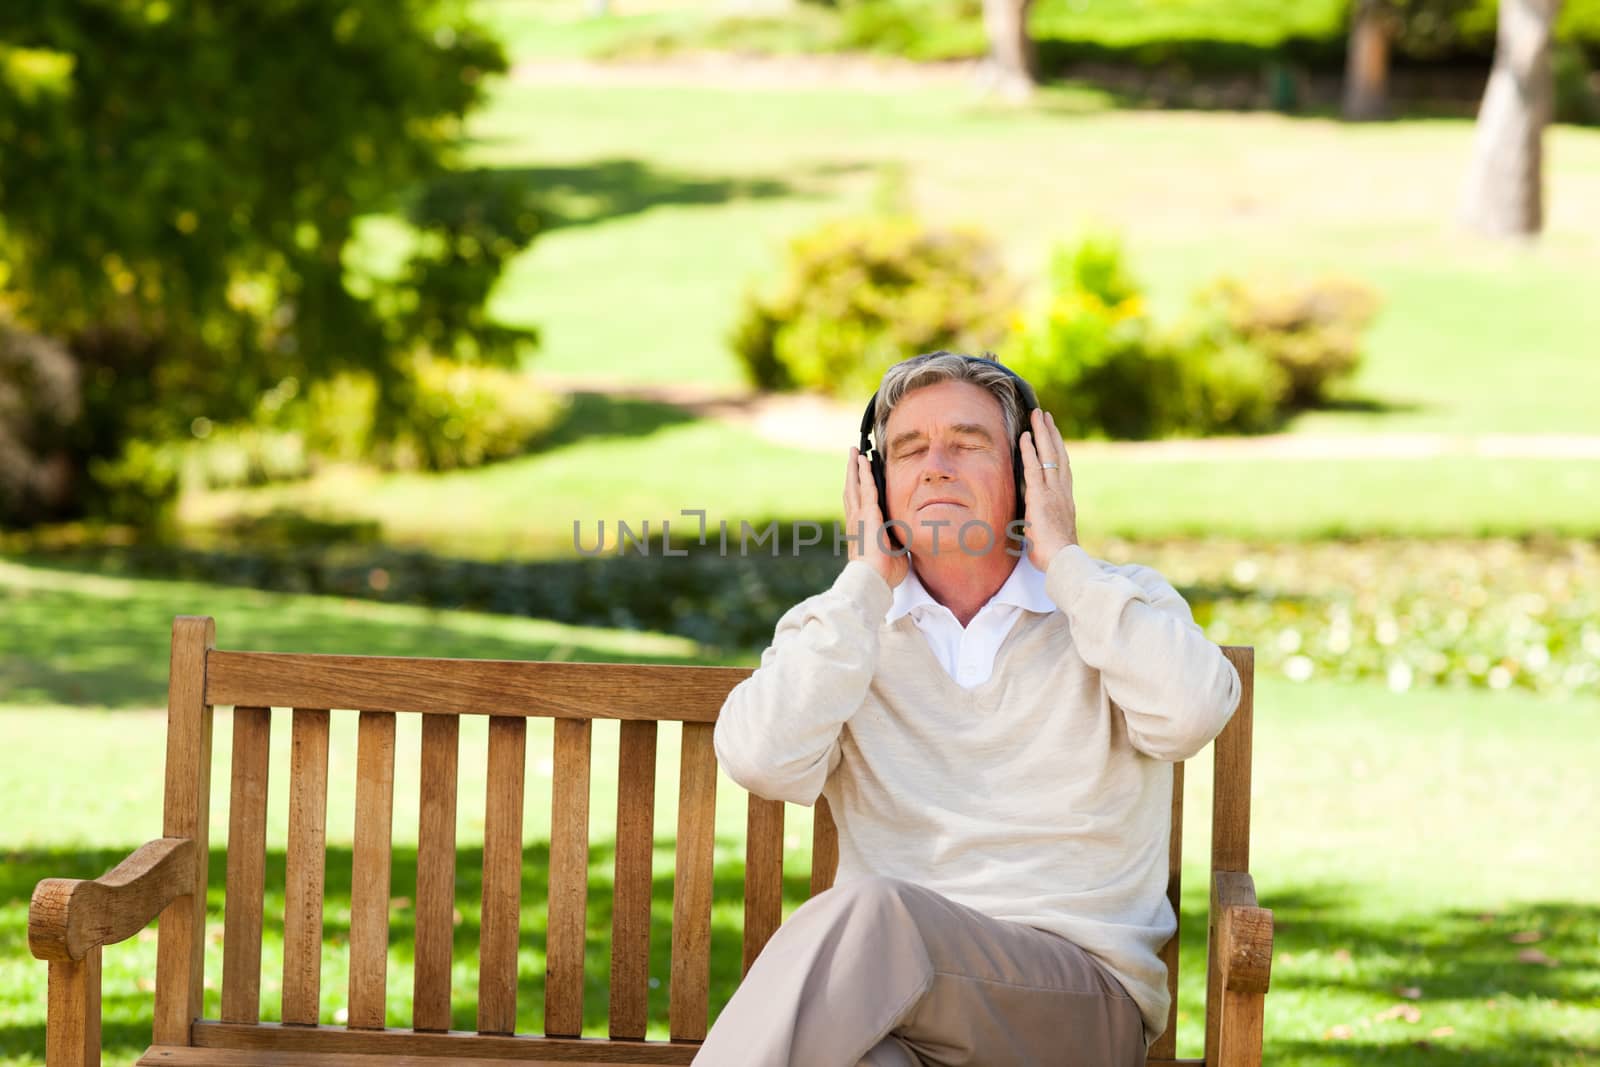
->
xmin=872 ymin=351 xmax=1028 ymax=457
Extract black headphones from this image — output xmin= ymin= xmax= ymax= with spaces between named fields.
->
xmin=857 ymin=353 xmax=1040 ymax=547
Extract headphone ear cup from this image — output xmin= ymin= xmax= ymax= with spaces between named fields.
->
xmin=871 ymin=453 xmax=889 ymax=521
xmin=1012 ymin=444 xmax=1026 ymax=522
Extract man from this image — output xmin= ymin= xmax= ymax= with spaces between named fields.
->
xmin=698 ymin=352 xmax=1241 ymax=1066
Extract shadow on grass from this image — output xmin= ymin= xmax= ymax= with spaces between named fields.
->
xmin=4 ymin=845 xmax=1598 ymax=1064
xmin=497 ymin=158 xmax=794 ymax=232
xmin=536 ymin=392 xmax=701 ymax=449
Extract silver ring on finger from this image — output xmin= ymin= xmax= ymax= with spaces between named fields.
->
xmin=1040 ymin=462 xmax=1060 ymax=470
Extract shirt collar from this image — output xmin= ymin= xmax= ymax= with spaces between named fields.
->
xmin=886 ymin=553 xmax=1056 ymax=624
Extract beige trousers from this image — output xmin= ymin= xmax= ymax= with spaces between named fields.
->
xmin=691 ymin=876 xmax=1147 ymax=1067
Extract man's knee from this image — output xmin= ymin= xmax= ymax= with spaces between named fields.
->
xmin=783 ymin=875 xmax=934 ymax=973
xmin=804 ymin=875 xmax=922 ymax=925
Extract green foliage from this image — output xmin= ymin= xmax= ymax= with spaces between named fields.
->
xmin=730 ymin=215 xmax=1021 ymax=398
xmin=1554 ymin=41 xmax=1600 ymax=125
xmin=0 ymin=0 xmax=538 ymax=524
xmin=1006 ymin=234 xmax=1291 ymax=439
xmin=1188 ymin=274 xmax=1381 ymax=407
xmin=304 ymin=357 xmax=570 ymax=473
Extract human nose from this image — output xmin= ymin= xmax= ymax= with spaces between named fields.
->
xmin=920 ymin=442 xmax=958 ymax=480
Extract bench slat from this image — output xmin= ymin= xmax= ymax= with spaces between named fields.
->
xmin=608 ymin=720 xmax=657 ymax=1041
xmin=283 ymin=708 xmax=332 ymax=1026
xmin=668 ymin=723 xmax=716 ymax=1042
xmin=809 ymin=795 xmax=839 ymax=898
xmin=188 ymin=1021 xmax=699 ymax=1063
xmin=1150 ymin=759 xmax=1185 ymax=1059
xmin=206 ymin=651 xmax=748 ymax=723
xmin=741 ymin=796 xmax=783 ymax=977
xmin=479 ymin=716 xmax=527 ymax=1035
xmin=545 ymin=719 xmax=592 ymax=1039
xmin=349 ymin=711 xmax=397 ymax=1030
xmin=222 ymin=706 xmax=271 ymax=1024
xmin=413 ymin=714 xmax=460 ymax=1033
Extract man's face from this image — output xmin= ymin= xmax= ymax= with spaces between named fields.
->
xmin=882 ymin=379 xmax=1014 ymax=560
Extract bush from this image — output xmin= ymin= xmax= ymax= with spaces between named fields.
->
xmin=1554 ymin=41 xmax=1600 ymax=125
xmin=306 ymin=357 xmax=570 ymax=473
xmin=1004 ymin=235 xmax=1290 ymax=439
xmin=1188 ymin=275 xmax=1381 ymax=407
xmin=731 ymin=215 xmax=1021 ymax=398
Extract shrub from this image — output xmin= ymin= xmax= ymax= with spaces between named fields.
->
xmin=1188 ymin=275 xmax=1381 ymax=407
xmin=1005 ymin=235 xmax=1289 ymax=438
xmin=1554 ymin=41 xmax=1600 ymax=126
xmin=731 ymin=215 xmax=1021 ymax=398
xmin=305 ymin=357 xmax=570 ymax=473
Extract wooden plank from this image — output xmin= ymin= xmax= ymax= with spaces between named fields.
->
xmin=154 ymin=615 xmax=215 ymax=1046
xmin=152 ymin=1047 xmax=1201 ymax=1067
xmin=1207 ymin=646 xmax=1256 ymax=1066
xmin=478 ymin=716 xmax=527 ymax=1035
xmin=222 ymin=707 xmax=272 ymax=1024
xmin=1212 ymin=647 xmax=1255 ymax=874
xmin=348 ymin=711 xmax=397 ymax=1030
xmin=545 ymin=718 xmax=592 ymax=1039
xmin=668 ymin=723 xmax=717 ymax=1042
xmin=1149 ymin=759 xmax=1184 ymax=1060
xmin=608 ymin=720 xmax=657 ymax=1040
xmin=741 ymin=795 xmax=784 ymax=977
xmin=189 ymin=1021 xmax=701 ymax=1063
xmin=46 ymin=948 xmax=100 ymax=1067
xmin=809 ymin=795 xmax=839 ymax=899
xmin=283 ymin=707 xmax=332 ymax=1026
xmin=413 ymin=714 xmax=460 ymax=1033
xmin=144 ymin=1044 xmax=694 ymax=1067
xmin=207 ymin=652 xmax=749 ymax=723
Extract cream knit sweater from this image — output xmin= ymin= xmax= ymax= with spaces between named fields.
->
xmin=712 ymin=545 xmax=1242 ymax=1048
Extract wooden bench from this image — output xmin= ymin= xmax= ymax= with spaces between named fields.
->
xmin=30 ymin=615 xmax=1273 ymax=1067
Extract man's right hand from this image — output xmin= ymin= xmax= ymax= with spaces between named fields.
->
xmin=844 ymin=446 xmax=909 ymax=589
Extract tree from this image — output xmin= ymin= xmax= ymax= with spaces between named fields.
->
xmin=1460 ymin=0 xmax=1565 ymax=237
xmin=1344 ymin=0 xmax=1397 ymax=120
xmin=0 ymin=0 xmax=538 ymax=523
xmin=982 ymin=0 xmax=1037 ymax=100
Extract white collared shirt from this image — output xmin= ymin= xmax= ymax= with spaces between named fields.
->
xmin=886 ymin=554 xmax=1058 ymax=688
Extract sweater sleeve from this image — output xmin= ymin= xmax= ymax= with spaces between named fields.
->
xmin=1043 ymin=544 xmax=1241 ymax=762
xmin=712 ymin=560 xmax=894 ymax=805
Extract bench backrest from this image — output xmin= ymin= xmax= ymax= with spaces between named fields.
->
xmin=154 ymin=616 xmax=1255 ymax=1064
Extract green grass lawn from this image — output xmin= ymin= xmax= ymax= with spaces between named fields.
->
xmin=3 ymin=569 xmax=1598 ymax=1065
xmin=302 ymin=37 xmax=1600 ymax=565
xmin=455 ymin=80 xmax=1600 ymax=437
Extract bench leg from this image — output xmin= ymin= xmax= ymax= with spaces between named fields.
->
xmin=47 ymin=946 xmax=101 ymax=1067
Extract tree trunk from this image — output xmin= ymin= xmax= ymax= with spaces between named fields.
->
xmin=1343 ymin=0 xmax=1392 ymax=120
xmin=1459 ymin=0 xmax=1564 ymax=238
xmin=983 ymin=0 xmax=1037 ymax=100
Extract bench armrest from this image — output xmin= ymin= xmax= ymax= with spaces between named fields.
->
xmin=1214 ymin=869 xmax=1273 ymax=994
xmin=29 ymin=837 xmax=196 ymax=963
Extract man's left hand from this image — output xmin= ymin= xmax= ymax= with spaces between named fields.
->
xmin=1019 ymin=407 xmax=1079 ymax=570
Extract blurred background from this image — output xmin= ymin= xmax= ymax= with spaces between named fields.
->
xmin=1 ymin=0 xmax=1597 ymax=1062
